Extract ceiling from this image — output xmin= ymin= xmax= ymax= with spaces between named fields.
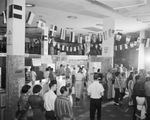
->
xmin=0 ymin=0 xmax=150 ymax=38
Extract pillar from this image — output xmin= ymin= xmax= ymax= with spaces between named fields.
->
xmin=6 ymin=0 xmax=25 ymax=120
xmin=102 ymin=18 xmax=115 ymax=67
xmin=138 ymin=30 xmax=146 ymax=70
xmin=41 ymin=26 xmax=48 ymax=55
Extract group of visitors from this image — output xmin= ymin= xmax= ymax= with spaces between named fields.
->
xmin=16 ymin=81 xmax=73 ymax=120
xmin=105 ymin=64 xmax=150 ymax=120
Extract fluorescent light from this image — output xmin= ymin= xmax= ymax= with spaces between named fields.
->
xmin=26 ymin=3 xmax=35 ymax=7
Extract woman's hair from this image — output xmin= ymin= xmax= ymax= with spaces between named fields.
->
xmin=49 ymin=80 xmax=57 ymax=88
xmin=60 ymin=86 xmax=68 ymax=94
xmin=21 ymin=85 xmax=31 ymax=94
xmin=33 ymin=85 xmax=42 ymax=94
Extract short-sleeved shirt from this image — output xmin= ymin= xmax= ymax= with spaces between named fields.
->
xmin=87 ymin=81 xmax=104 ymax=99
xmin=44 ymin=90 xmax=57 ymax=111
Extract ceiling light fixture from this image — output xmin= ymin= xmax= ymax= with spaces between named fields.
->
xmin=67 ymin=16 xmax=77 ymax=19
xmin=26 ymin=3 xmax=35 ymax=7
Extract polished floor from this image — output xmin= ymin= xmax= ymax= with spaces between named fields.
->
xmin=72 ymin=92 xmax=133 ymax=120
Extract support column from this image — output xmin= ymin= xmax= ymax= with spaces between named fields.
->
xmin=6 ymin=0 xmax=25 ymax=120
xmin=138 ymin=30 xmax=146 ymax=70
xmin=102 ymin=18 xmax=115 ymax=67
xmin=41 ymin=26 xmax=49 ymax=55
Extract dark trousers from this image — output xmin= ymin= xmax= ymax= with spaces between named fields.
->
xmin=114 ymin=88 xmax=120 ymax=103
xmin=120 ymin=88 xmax=125 ymax=101
xmin=45 ymin=111 xmax=57 ymax=120
xmin=90 ymin=98 xmax=102 ymax=120
xmin=146 ymin=96 xmax=150 ymax=120
xmin=132 ymin=96 xmax=137 ymax=120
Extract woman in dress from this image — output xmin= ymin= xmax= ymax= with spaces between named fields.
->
xmin=16 ymin=85 xmax=31 ymax=120
xmin=27 ymin=85 xmax=45 ymax=120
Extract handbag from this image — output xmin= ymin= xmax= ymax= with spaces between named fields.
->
xmin=25 ymin=108 xmax=33 ymax=118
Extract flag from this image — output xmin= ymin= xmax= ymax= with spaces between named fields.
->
xmin=60 ymin=29 xmax=66 ymax=40
xmin=126 ymin=35 xmax=131 ymax=44
xmin=74 ymin=47 xmax=76 ymax=52
xmin=115 ymin=46 xmax=117 ymax=51
xmin=130 ymin=42 xmax=134 ymax=48
xmin=38 ymin=19 xmax=46 ymax=29
xmin=78 ymin=34 xmax=82 ymax=43
xmin=2 ymin=10 xmax=7 ymax=24
xmin=66 ymin=46 xmax=69 ymax=51
xmin=124 ymin=44 xmax=128 ymax=49
xmin=70 ymin=47 xmax=72 ymax=52
xmin=120 ymin=45 xmax=122 ymax=50
xmin=146 ymin=38 xmax=150 ymax=48
xmin=112 ymin=29 xmax=115 ymax=34
xmin=26 ymin=11 xmax=35 ymax=25
xmin=9 ymin=4 xmax=22 ymax=19
xmin=85 ymin=35 xmax=91 ymax=42
xmin=42 ymin=35 xmax=48 ymax=41
xmin=49 ymin=25 xmax=57 ymax=37
xmin=62 ymin=45 xmax=65 ymax=51
xmin=70 ymin=32 xmax=75 ymax=42
xmin=116 ymin=32 xmax=122 ymax=41
xmin=57 ymin=44 xmax=60 ymax=49
xmin=104 ymin=31 xmax=107 ymax=40
xmin=53 ymin=41 xmax=57 ymax=47
xmin=98 ymin=33 xmax=102 ymax=43
xmin=95 ymin=44 xmax=98 ymax=49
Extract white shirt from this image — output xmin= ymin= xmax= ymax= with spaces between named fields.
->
xmin=87 ymin=81 xmax=104 ymax=99
xmin=44 ymin=90 xmax=57 ymax=111
xmin=75 ymin=72 xmax=84 ymax=81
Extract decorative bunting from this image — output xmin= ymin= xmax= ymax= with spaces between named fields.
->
xmin=70 ymin=31 xmax=75 ymax=42
xmin=126 ymin=35 xmax=131 ymax=44
xmin=146 ymin=38 xmax=150 ymax=48
xmin=62 ymin=45 xmax=65 ymax=51
xmin=130 ymin=42 xmax=134 ymax=48
xmin=98 ymin=33 xmax=102 ymax=43
xmin=70 ymin=47 xmax=72 ymax=52
xmin=120 ymin=45 xmax=122 ymax=50
xmin=26 ymin=11 xmax=35 ymax=25
xmin=9 ymin=4 xmax=22 ymax=19
xmin=78 ymin=34 xmax=83 ymax=44
xmin=115 ymin=46 xmax=117 ymax=51
xmin=116 ymin=32 xmax=122 ymax=41
xmin=60 ymin=29 xmax=66 ymax=40
xmin=49 ymin=25 xmax=57 ymax=37
xmin=38 ymin=19 xmax=46 ymax=29
xmin=74 ymin=47 xmax=76 ymax=52
xmin=53 ymin=41 xmax=57 ymax=47
xmin=124 ymin=44 xmax=128 ymax=49
xmin=2 ymin=10 xmax=7 ymax=24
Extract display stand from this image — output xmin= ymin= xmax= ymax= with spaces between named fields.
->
xmin=0 ymin=88 xmax=6 ymax=120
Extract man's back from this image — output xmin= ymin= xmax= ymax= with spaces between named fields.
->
xmin=55 ymin=95 xmax=73 ymax=118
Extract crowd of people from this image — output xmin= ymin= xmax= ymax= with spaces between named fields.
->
xmin=105 ymin=65 xmax=150 ymax=120
xmin=18 ymin=63 xmax=150 ymax=120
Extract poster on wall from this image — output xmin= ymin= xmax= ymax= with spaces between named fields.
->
xmin=89 ymin=62 xmax=102 ymax=74
xmin=32 ymin=58 xmax=42 ymax=66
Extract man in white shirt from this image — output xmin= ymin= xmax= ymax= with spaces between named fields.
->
xmin=44 ymin=80 xmax=57 ymax=120
xmin=87 ymin=73 xmax=104 ymax=120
